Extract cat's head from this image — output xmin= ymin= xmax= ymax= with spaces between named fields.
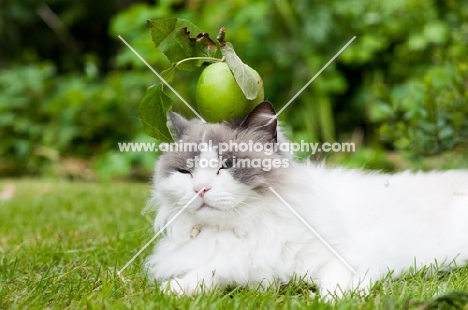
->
xmin=152 ymin=102 xmax=292 ymax=224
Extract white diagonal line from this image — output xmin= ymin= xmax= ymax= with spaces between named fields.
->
xmin=117 ymin=187 xmax=205 ymax=281
xmin=118 ymin=35 xmax=207 ymax=123
xmin=270 ymin=36 xmax=356 ymax=124
xmin=268 ymin=186 xmax=357 ymax=274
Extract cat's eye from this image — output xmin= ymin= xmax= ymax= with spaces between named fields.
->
xmin=217 ymin=159 xmax=233 ymax=174
xmin=220 ymin=159 xmax=233 ymax=169
xmin=177 ymin=169 xmax=192 ymax=175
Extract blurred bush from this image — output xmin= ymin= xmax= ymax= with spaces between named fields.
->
xmin=369 ymin=63 xmax=468 ymax=155
xmin=1 ymin=0 xmax=467 ymax=179
xmin=0 ymin=61 xmax=156 ymax=178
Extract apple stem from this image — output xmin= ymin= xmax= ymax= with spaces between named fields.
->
xmin=175 ymin=56 xmax=223 ymax=68
xmin=217 ymin=27 xmax=226 ymax=56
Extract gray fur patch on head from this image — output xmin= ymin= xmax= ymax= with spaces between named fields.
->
xmin=155 ymin=112 xmax=291 ymax=192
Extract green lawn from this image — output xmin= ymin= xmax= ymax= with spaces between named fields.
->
xmin=1 ymin=180 xmax=467 ymax=309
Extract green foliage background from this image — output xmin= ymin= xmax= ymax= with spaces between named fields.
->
xmin=1 ymin=0 xmax=467 ymax=179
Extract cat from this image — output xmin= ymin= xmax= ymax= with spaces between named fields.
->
xmin=144 ymin=101 xmax=468 ymax=298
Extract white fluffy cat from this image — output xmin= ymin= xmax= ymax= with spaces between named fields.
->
xmin=145 ymin=101 xmax=468 ymax=297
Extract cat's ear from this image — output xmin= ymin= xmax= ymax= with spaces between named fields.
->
xmin=167 ymin=111 xmax=190 ymax=140
xmin=240 ymin=101 xmax=277 ymax=142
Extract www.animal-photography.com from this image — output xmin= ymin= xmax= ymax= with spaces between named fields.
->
xmin=1 ymin=1 xmax=468 ymax=309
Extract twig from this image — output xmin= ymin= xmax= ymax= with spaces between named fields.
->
xmin=217 ymin=27 xmax=226 ymax=56
xmin=36 ymin=3 xmax=80 ymax=56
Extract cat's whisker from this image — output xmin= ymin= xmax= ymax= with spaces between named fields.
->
xmin=228 ymin=204 xmax=243 ymax=219
xmin=229 ymin=193 xmax=264 ymax=201
xmin=231 ymin=202 xmax=262 ymax=226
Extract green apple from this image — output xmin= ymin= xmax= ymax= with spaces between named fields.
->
xmin=196 ymin=62 xmax=264 ymax=123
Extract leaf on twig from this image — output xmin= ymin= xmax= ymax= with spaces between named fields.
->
xmin=148 ymin=18 xmax=217 ymax=71
xmin=139 ymin=84 xmax=174 ymax=142
xmin=161 ymin=63 xmax=177 ymax=83
xmin=224 ymin=42 xmax=258 ymax=100
xmin=182 ymin=28 xmax=217 ymax=57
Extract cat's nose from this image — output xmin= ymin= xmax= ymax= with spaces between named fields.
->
xmin=194 ymin=185 xmax=211 ymax=198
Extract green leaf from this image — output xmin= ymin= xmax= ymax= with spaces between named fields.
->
xmin=369 ymin=102 xmax=394 ymax=122
xmin=224 ymin=42 xmax=258 ymax=100
xmin=424 ymin=21 xmax=449 ymax=44
xmin=148 ymin=18 xmax=217 ymax=71
xmin=138 ymin=84 xmax=174 ymax=142
xmin=161 ymin=63 xmax=177 ymax=82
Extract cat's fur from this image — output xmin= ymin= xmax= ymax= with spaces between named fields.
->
xmin=145 ymin=102 xmax=468 ymax=297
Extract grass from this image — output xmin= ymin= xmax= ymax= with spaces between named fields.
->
xmin=1 ymin=180 xmax=468 ymax=309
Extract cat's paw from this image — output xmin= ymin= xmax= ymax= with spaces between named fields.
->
xmin=160 ymin=279 xmax=187 ymax=295
xmin=318 ymin=284 xmax=344 ymax=303
xmin=160 ymin=276 xmax=212 ymax=295
xmin=160 ymin=278 xmax=199 ymax=295
xmin=318 ymin=274 xmax=370 ymax=302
